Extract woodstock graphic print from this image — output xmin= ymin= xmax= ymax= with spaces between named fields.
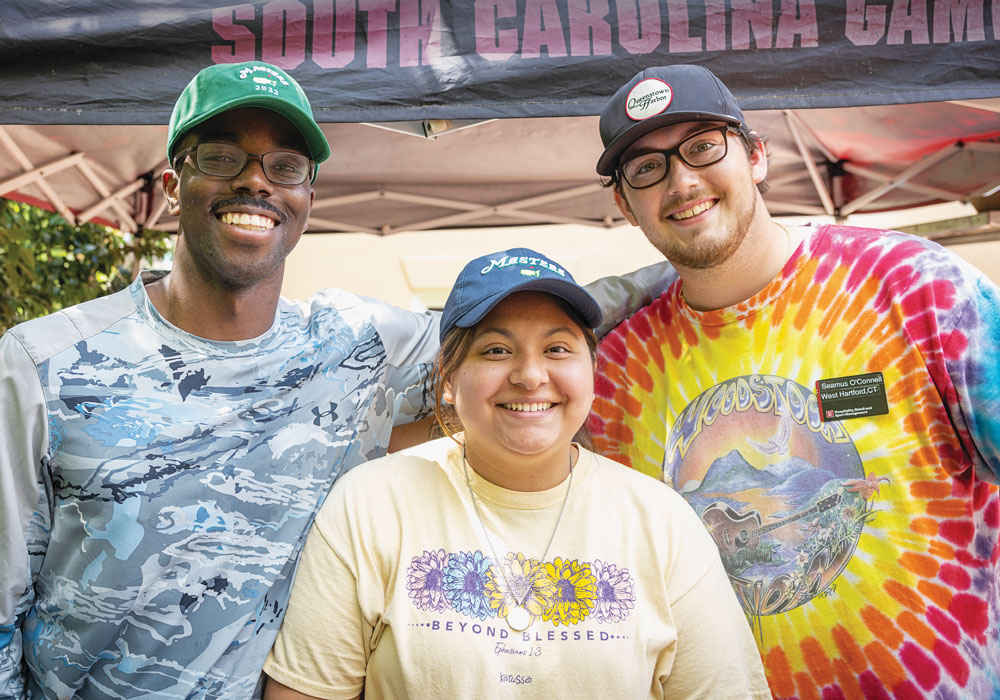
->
xmin=663 ymin=375 xmax=887 ymax=626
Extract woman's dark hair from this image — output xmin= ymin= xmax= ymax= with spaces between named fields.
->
xmin=431 ymin=296 xmax=598 ymax=451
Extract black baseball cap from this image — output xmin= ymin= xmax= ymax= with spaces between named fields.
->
xmin=440 ymin=248 xmax=603 ymax=341
xmin=596 ymin=64 xmax=745 ymax=176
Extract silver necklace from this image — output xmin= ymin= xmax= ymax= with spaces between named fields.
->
xmin=462 ymin=444 xmax=573 ymax=632
xmin=776 ymin=221 xmax=793 ymax=262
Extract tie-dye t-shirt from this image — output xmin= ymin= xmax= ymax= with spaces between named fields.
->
xmin=590 ymin=224 xmax=1000 ymax=699
xmin=0 ymin=274 xmax=437 ymax=699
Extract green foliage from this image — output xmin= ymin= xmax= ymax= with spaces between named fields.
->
xmin=0 ymin=199 xmax=173 ymax=334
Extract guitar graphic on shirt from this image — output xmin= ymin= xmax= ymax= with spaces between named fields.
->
xmin=702 ymin=493 xmax=842 ymax=557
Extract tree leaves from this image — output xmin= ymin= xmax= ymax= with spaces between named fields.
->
xmin=0 ymin=199 xmax=173 ymax=333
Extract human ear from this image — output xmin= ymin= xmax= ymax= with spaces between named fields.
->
xmin=613 ymin=186 xmax=639 ymax=227
xmin=749 ymin=138 xmax=768 ymax=185
xmin=303 ymin=187 xmax=315 ymax=232
xmin=163 ymin=169 xmax=181 ymax=217
xmin=442 ymin=378 xmax=455 ymax=405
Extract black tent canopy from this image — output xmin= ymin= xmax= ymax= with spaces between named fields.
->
xmin=1 ymin=0 xmax=999 ymax=238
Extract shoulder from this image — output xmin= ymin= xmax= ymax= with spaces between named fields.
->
xmin=582 ymin=449 xmax=718 ymax=568
xmin=342 ymin=438 xmax=451 ymax=486
xmin=588 ymin=450 xmax=654 ymax=482
xmin=317 ymin=438 xmax=456 ymax=521
xmin=284 ymin=289 xmax=439 ymax=348
xmin=288 ymin=288 xmax=419 ymax=324
xmin=809 ymin=223 xmax=992 ymax=301
xmin=279 ymin=287 xmax=370 ymax=330
xmin=275 ymin=290 xmax=389 ymax=359
xmin=810 ymin=225 xmax=996 ymax=294
xmin=811 ymin=223 xmax=979 ymax=274
xmin=585 ymin=449 xmax=696 ymax=514
xmin=5 ymin=284 xmax=138 ymax=365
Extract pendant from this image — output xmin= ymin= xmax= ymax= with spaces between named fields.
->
xmin=506 ymin=606 xmax=531 ymax=631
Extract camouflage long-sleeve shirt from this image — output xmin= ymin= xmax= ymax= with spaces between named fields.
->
xmin=0 ymin=273 xmax=437 ymax=699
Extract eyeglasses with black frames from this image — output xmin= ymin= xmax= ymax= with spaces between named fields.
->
xmin=173 ymin=143 xmax=315 ymax=186
xmin=618 ymin=125 xmax=743 ymax=190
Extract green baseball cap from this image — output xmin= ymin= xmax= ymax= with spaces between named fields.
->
xmin=167 ymin=61 xmax=330 ymax=175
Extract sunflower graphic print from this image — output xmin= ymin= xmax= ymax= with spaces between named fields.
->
xmin=590 ymin=224 xmax=1000 ymax=699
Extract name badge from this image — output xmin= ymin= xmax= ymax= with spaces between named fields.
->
xmin=816 ymin=372 xmax=888 ymax=421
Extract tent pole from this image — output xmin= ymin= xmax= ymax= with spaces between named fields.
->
xmin=77 ymin=177 xmax=146 ymax=228
xmin=840 ymin=163 xmax=967 ymax=202
xmin=783 ymin=110 xmax=835 ymax=216
xmin=0 ymin=152 xmax=84 ymax=195
xmin=74 ymin=160 xmax=138 ymax=230
xmin=0 ymin=126 xmax=78 ymax=224
xmin=840 ymin=144 xmax=963 ymax=216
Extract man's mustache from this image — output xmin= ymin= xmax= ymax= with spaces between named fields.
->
xmin=211 ymin=196 xmax=288 ymax=224
xmin=661 ymin=191 xmax=717 ymax=218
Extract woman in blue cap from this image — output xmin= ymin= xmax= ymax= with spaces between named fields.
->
xmin=263 ymin=248 xmax=769 ymax=699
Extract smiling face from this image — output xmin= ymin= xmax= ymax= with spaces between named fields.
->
xmin=614 ymin=120 xmax=767 ymax=271
xmin=163 ymin=107 xmax=315 ymax=292
xmin=443 ymin=292 xmax=596 ymax=486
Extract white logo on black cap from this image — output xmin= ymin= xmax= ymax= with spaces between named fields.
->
xmin=625 ymin=78 xmax=673 ymax=121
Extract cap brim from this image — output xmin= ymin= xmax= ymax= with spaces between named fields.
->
xmin=168 ymin=94 xmax=330 ymax=165
xmin=596 ymin=111 xmax=742 ymax=176
xmin=451 ymin=278 xmax=603 ymax=334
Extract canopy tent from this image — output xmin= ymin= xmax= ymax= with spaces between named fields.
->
xmin=2 ymin=0 xmax=999 ymax=240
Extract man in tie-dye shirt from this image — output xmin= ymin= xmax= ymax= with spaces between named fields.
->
xmin=590 ymin=64 xmax=1000 ymax=698
xmin=0 ymin=62 xmax=445 ymax=699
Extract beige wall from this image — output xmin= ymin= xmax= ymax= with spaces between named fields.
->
xmin=282 ymin=202 xmax=1000 ymax=306
xmin=281 ymin=224 xmax=663 ymax=308
xmin=949 ymin=241 xmax=1000 ymax=285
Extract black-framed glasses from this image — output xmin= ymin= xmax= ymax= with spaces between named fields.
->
xmin=619 ymin=125 xmax=741 ymax=190
xmin=173 ymin=143 xmax=315 ymax=186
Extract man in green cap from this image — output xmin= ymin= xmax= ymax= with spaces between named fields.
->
xmin=0 ymin=61 xmax=441 ymax=698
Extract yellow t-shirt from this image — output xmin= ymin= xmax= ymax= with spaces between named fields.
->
xmin=265 ymin=438 xmax=769 ymax=699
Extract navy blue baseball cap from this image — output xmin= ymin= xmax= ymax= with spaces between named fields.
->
xmin=440 ymin=248 xmax=603 ymax=341
xmin=597 ymin=64 xmax=745 ymax=176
